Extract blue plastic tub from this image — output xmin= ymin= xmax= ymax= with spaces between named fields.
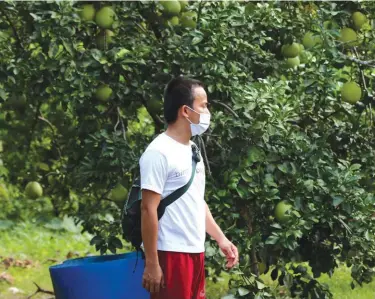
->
xmin=49 ymin=251 xmax=149 ymax=299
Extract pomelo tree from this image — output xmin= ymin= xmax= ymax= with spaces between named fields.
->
xmin=1 ymin=1 xmax=375 ymax=297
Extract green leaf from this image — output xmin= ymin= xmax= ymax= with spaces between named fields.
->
xmin=256 ymin=280 xmax=265 ymax=290
xmin=241 ymin=172 xmax=252 ymax=183
xmin=292 ymin=210 xmax=301 ymax=217
xmin=205 ymin=245 xmax=216 ymax=257
xmin=100 ymin=245 xmax=108 ymax=255
xmin=265 ymin=174 xmax=277 ymax=187
xmin=48 ymin=42 xmax=59 ymax=58
xmin=90 ymin=236 xmax=103 ymax=246
xmin=62 ymin=39 xmax=74 ymax=56
xmin=238 ymin=287 xmax=250 ymax=296
xmin=271 ymin=223 xmax=282 ymax=229
xmin=115 ymin=48 xmax=131 ymax=60
xmin=108 ymin=244 xmax=117 ymax=254
xmin=192 ymin=36 xmax=203 ymax=45
xmin=364 ymin=230 xmax=370 ymax=241
xmin=350 ymin=164 xmax=361 ymax=171
xmin=277 ymin=163 xmax=288 ymax=173
xmin=0 ymin=89 xmax=7 ymax=100
xmin=265 ymin=235 xmax=279 ymax=245
xmin=91 ymin=49 xmax=103 ymax=62
xmin=332 ymin=196 xmax=344 ymax=207
xmin=247 ymin=146 xmax=265 ymax=164
xmin=110 ymin=236 xmax=123 ymax=249
xmin=304 ymin=179 xmax=314 ymax=192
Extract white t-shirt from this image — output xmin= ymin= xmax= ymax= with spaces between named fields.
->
xmin=139 ymin=132 xmax=206 ymax=253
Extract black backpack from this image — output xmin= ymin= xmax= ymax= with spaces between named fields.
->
xmin=121 ymin=144 xmax=201 ymax=253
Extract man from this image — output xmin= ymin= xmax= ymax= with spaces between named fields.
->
xmin=140 ymin=76 xmax=239 ymax=299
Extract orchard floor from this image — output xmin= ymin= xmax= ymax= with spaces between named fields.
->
xmin=0 ymin=222 xmax=374 ymax=299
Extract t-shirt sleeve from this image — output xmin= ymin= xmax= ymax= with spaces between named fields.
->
xmin=140 ymin=150 xmax=168 ymax=195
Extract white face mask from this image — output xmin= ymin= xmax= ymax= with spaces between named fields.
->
xmin=186 ymin=106 xmax=211 ymax=136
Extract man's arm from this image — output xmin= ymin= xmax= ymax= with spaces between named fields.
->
xmin=206 ymin=203 xmax=239 ymax=269
xmin=141 ymin=189 xmax=164 ymax=293
xmin=205 ymin=202 xmax=226 ymax=243
xmin=141 ymin=190 xmax=161 ymax=266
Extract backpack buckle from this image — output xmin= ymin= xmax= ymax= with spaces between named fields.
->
xmin=192 ymin=144 xmax=201 ymax=163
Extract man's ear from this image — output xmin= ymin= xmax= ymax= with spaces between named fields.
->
xmin=180 ymin=105 xmax=189 ymax=118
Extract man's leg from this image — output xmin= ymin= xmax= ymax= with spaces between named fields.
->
xmin=150 ymin=251 xmax=193 ymax=299
xmin=191 ymin=252 xmax=206 ymax=299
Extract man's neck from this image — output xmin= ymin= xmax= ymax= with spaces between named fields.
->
xmin=165 ymin=123 xmax=191 ymax=146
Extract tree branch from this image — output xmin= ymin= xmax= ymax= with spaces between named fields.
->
xmin=353 ymin=47 xmax=369 ymax=91
xmin=38 ymin=116 xmax=55 ymax=133
xmin=140 ymin=96 xmax=164 ymax=133
xmin=26 ymin=101 xmax=42 ymax=155
xmin=338 ymin=51 xmax=375 ymax=68
xmin=197 ymin=0 xmax=205 ymax=28
xmin=352 ymin=47 xmax=375 ymax=113
xmin=211 ymin=99 xmax=239 ymax=118
xmin=0 ymin=6 xmax=23 ymax=50
xmin=197 ymin=135 xmax=211 ymax=176
xmin=117 ymin=107 xmax=127 ymax=141
xmin=27 ymin=282 xmax=54 ymax=299
xmin=38 ymin=115 xmax=63 ymax=159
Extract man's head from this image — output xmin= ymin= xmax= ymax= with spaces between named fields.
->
xmin=163 ymin=76 xmax=209 ymax=127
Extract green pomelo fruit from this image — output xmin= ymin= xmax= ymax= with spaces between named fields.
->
xmin=181 ymin=11 xmax=197 ymax=29
xmin=95 ymin=85 xmax=113 ymax=102
xmin=95 ymin=7 xmax=115 ymax=29
xmin=109 ymin=184 xmax=128 ymax=202
xmin=341 ymin=82 xmax=362 ymax=104
xmin=169 ymin=16 xmax=180 ymax=26
xmin=302 ymin=32 xmax=317 ymax=49
xmin=285 ymin=56 xmax=300 ymax=68
xmin=339 ymin=28 xmax=357 ymax=46
xmin=164 ymin=16 xmax=179 ymax=26
xmin=282 ymin=42 xmax=300 ymax=58
xmin=160 ymin=1 xmax=181 ymax=16
xmin=352 ymin=11 xmax=367 ymax=30
xmin=80 ymin=4 xmax=96 ymax=22
xmin=274 ymin=201 xmax=292 ymax=222
xmin=25 ymin=181 xmax=43 ymax=199
xmin=179 ymin=0 xmax=189 ymax=11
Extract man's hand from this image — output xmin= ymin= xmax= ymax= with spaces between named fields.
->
xmin=142 ymin=262 xmax=165 ymax=293
xmin=218 ymin=238 xmax=239 ymax=269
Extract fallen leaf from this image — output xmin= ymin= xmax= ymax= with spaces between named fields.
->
xmin=0 ymin=272 xmax=14 ymax=284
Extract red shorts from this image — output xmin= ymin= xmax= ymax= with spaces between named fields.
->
xmin=150 ymin=250 xmax=206 ymax=299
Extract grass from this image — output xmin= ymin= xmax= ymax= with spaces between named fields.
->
xmin=0 ymin=221 xmax=97 ymax=299
xmin=0 ymin=221 xmax=375 ymax=299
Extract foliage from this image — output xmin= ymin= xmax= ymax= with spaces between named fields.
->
xmin=1 ymin=1 xmax=375 ymax=297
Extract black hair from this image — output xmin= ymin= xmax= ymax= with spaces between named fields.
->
xmin=163 ymin=76 xmax=204 ymax=124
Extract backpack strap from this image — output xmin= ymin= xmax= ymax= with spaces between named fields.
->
xmin=157 ymin=144 xmax=201 ymax=220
